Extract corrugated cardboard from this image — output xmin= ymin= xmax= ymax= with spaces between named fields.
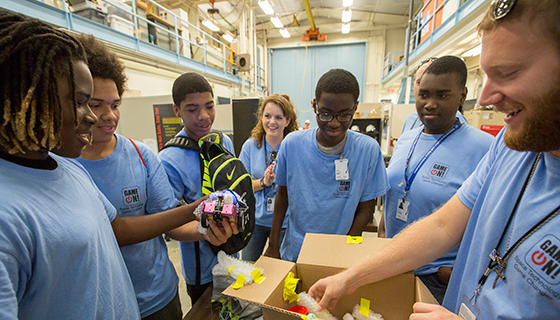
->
xmin=224 ymin=234 xmax=437 ymax=320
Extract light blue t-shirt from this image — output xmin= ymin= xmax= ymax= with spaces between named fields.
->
xmin=239 ymin=137 xmax=288 ymax=228
xmin=0 ymin=154 xmax=140 ymax=320
xmin=443 ymin=129 xmax=560 ymax=318
xmin=384 ymin=124 xmax=493 ymax=275
xmin=77 ymin=134 xmax=179 ymax=318
xmin=275 ymin=128 xmax=389 ymax=262
xmin=402 ymin=111 xmax=467 ymax=133
xmin=158 ymin=129 xmax=235 ymax=285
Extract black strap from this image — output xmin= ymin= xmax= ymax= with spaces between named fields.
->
xmin=162 ymin=136 xmax=200 ymax=152
xmin=194 ymin=241 xmax=201 ymax=287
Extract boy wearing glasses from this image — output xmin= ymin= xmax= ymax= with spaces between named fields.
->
xmin=309 ymin=0 xmax=560 ymax=318
xmin=264 ymin=69 xmax=389 ymax=262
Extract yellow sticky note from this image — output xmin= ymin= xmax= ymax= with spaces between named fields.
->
xmin=251 ymin=268 xmax=266 ymax=283
xmin=232 ymin=274 xmax=246 ymax=289
xmin=360 ymin=298 xmax=370 ymax=316
xmin=228 ymin=265 xmax=235 ymax=277
xmin=347 ymin=235 xmax=363 ymax=244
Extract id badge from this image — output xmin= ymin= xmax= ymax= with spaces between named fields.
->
xmin=266 ymin=197 xmax=275 ymax=212
xmin=335 ymin=159 xmax=349 ymax=180
xmin=396 ymin=199 xmax=409 ymax=222
xmin=458 ymin=294 xmax=479 ymax=320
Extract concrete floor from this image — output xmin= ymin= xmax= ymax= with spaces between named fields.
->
xmin=166 ymin=208 xmax=384 ymax=316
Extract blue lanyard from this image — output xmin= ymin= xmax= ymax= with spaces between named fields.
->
xmin=402 ymin=120 xmax=461 ymax=200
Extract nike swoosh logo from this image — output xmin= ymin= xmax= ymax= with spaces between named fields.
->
xmin=227 ymin=166 xmax=236 ymax=180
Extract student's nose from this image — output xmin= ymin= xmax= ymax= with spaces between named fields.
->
xmin=198 ymin=108 xmax=210 ymax=120
xmin=84 ymin=105 xmax=98 ymax=126
xmin=424 ymin=99 xmax=437 ymax=110
xmin=100 ymin=105 xmax=117 ymax=121
xmin=479 ymin=79 xmax=504 ymax=108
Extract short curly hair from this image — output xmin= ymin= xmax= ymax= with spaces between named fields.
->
xmin=424 ymin=55 xmax=467 ymax=88
xmin=250 ymin=94 xmax=299 ymax=148
xmin=315 ymin=69 xmax=360 ymax=102
xmin=172 ymin=72 xmax=213 ymax=106
xmin=74 ymin=34 xmax=127 ymax=97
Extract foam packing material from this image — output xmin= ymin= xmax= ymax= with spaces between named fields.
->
xmin=212 ymin=251 xmax=265 ymax=286
xmin=297 ymin=292 xmax=338 ymax=320
xmin=343 ymin=314 xmax=354 ymax=320
xmin=352 ymin=304 xmax=384 ymax=320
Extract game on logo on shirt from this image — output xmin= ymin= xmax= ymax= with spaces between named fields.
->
xmin=334 ymin=180 xmax=352 ymax=198
xmin=525 ymin=234 xmax=560 ymax=285
xmin=122 ymin=186 xmax=141 ymax=206
xmin=428 ymin=162 xmax=449 ymax=179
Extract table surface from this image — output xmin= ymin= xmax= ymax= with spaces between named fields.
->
xmin=183 ymin=284 xmax=221 ymax=320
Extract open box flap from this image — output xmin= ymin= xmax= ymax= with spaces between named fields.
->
xmin=415 ymin=277 xmax=439 ymax=305
xmin=297 ymin=233 xmax=392 ymax=268
xmin=223 ymin=256 xmax=295 ymax=306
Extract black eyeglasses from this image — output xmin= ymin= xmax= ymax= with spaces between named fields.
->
xmin=316 ymin=112 xmax=354 ymax=123
xmin=493 ymin=0 xmax=517 ymax=20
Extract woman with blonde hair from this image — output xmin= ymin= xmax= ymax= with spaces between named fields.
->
xmin=239 ymin=94 xmax=299 ymax=261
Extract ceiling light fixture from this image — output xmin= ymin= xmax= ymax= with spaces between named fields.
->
xmin=258 ymin=0 xmax=274 ymax=15
xmin=270 ymin=15 xmax=283 ymax=28
xmin=202 ymin=19 xmax=220 ymax=32
xmin=222 ymin=32 xmax=234 ymax=43
xmin=279 ymin=28 xmax=290 ymax=38
xmin=342 ymin=9 xmax=352 ymax=23
xmin=343 ymin=0 xmax=353 ymax=7
xmin=341 ymin=22 xmax=350 ymax=34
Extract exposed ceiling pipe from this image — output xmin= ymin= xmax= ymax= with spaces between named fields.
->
xmin=301 ymin=0 xmax=316 ymax=32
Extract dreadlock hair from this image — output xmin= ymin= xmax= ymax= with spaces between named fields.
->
xmin=315 ymin=69 xmax=360 ymax=102
xmin=0 ymin=9 xmax=87 ymax=155
xmin=75 ymin=34 xmax=127 ymax=97
xmin=172 ymin=72 xmax=213 ymax=106
xmin=423 ymin=55 xmax=468 ymax=88
xmin=250 ymin=93 xmax=299 ymax=148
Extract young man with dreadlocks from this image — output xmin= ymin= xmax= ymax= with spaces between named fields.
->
xmin=309 ymin=1 xmax=560 ymax=318
xmin=74 ymin=34 xmax=237 ymax=320
xmin=0 ymin=10 xmax=140 ymax=319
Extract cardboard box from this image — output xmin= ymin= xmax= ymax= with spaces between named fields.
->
xmin=224 ymin=234 xmax=437 ymax=320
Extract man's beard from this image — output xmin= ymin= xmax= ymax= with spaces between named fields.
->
xmin=504 ymin=85 xmax=560 ymax=153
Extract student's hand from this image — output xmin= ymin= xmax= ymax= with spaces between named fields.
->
xmin=308 ymin=271 xmax=357 ymax=311
xmin=204 ymin=218 xmax=238 ymax=246
xmin=263 ymin=245 xmax=281 ymax=259
xmin=262 ymin=163 xmax=275 ymax=187
xmin=410 ymin=303 xmax=461 ymax=319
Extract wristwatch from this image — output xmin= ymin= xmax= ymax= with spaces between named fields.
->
xmin=260 ymin=178 xmax=268 ymax=188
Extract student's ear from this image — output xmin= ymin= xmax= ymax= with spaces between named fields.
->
xmin=173 ymin=104 xmax=181 ymax=118
xmin=312 ymin=99 xmax=317 ymax=112
xmin=354 ymin=101 xmax=359 ymax=112
xmin=459 ymin=87 xmax=468 ymax=107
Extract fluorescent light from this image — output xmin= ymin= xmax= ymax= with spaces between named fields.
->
xmin=222 ymin=33 xmax=234 ymax=43
xmin=279 ymin=28 xmax=290 ymax=38
xmin=202 ymin=19 xmax=220 ymax=32
xmin=461 ymin=44 xmax=482 ymax=57
xmin=258 ymin=0 xmax=274 ymax=15
xmin=343 ymin=0 xmax=353 ymax=7
xmin=341 ymin=23 xmax=350 ymax=34
xmin=342 ymin=9 xmax=352 ymax=23
xmin=270 ymin=15 xmax=283 ymax=28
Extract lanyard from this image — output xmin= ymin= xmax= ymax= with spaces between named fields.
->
xmin=401 ymin=120 xmax=461 ymax=200
xmin=263 ymin=137 xmax=277 ymax=167
xmin=263 ymin=137 xmax=277 ymax=194
xmin=471 ymin=153 xmax=560 ymax=304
